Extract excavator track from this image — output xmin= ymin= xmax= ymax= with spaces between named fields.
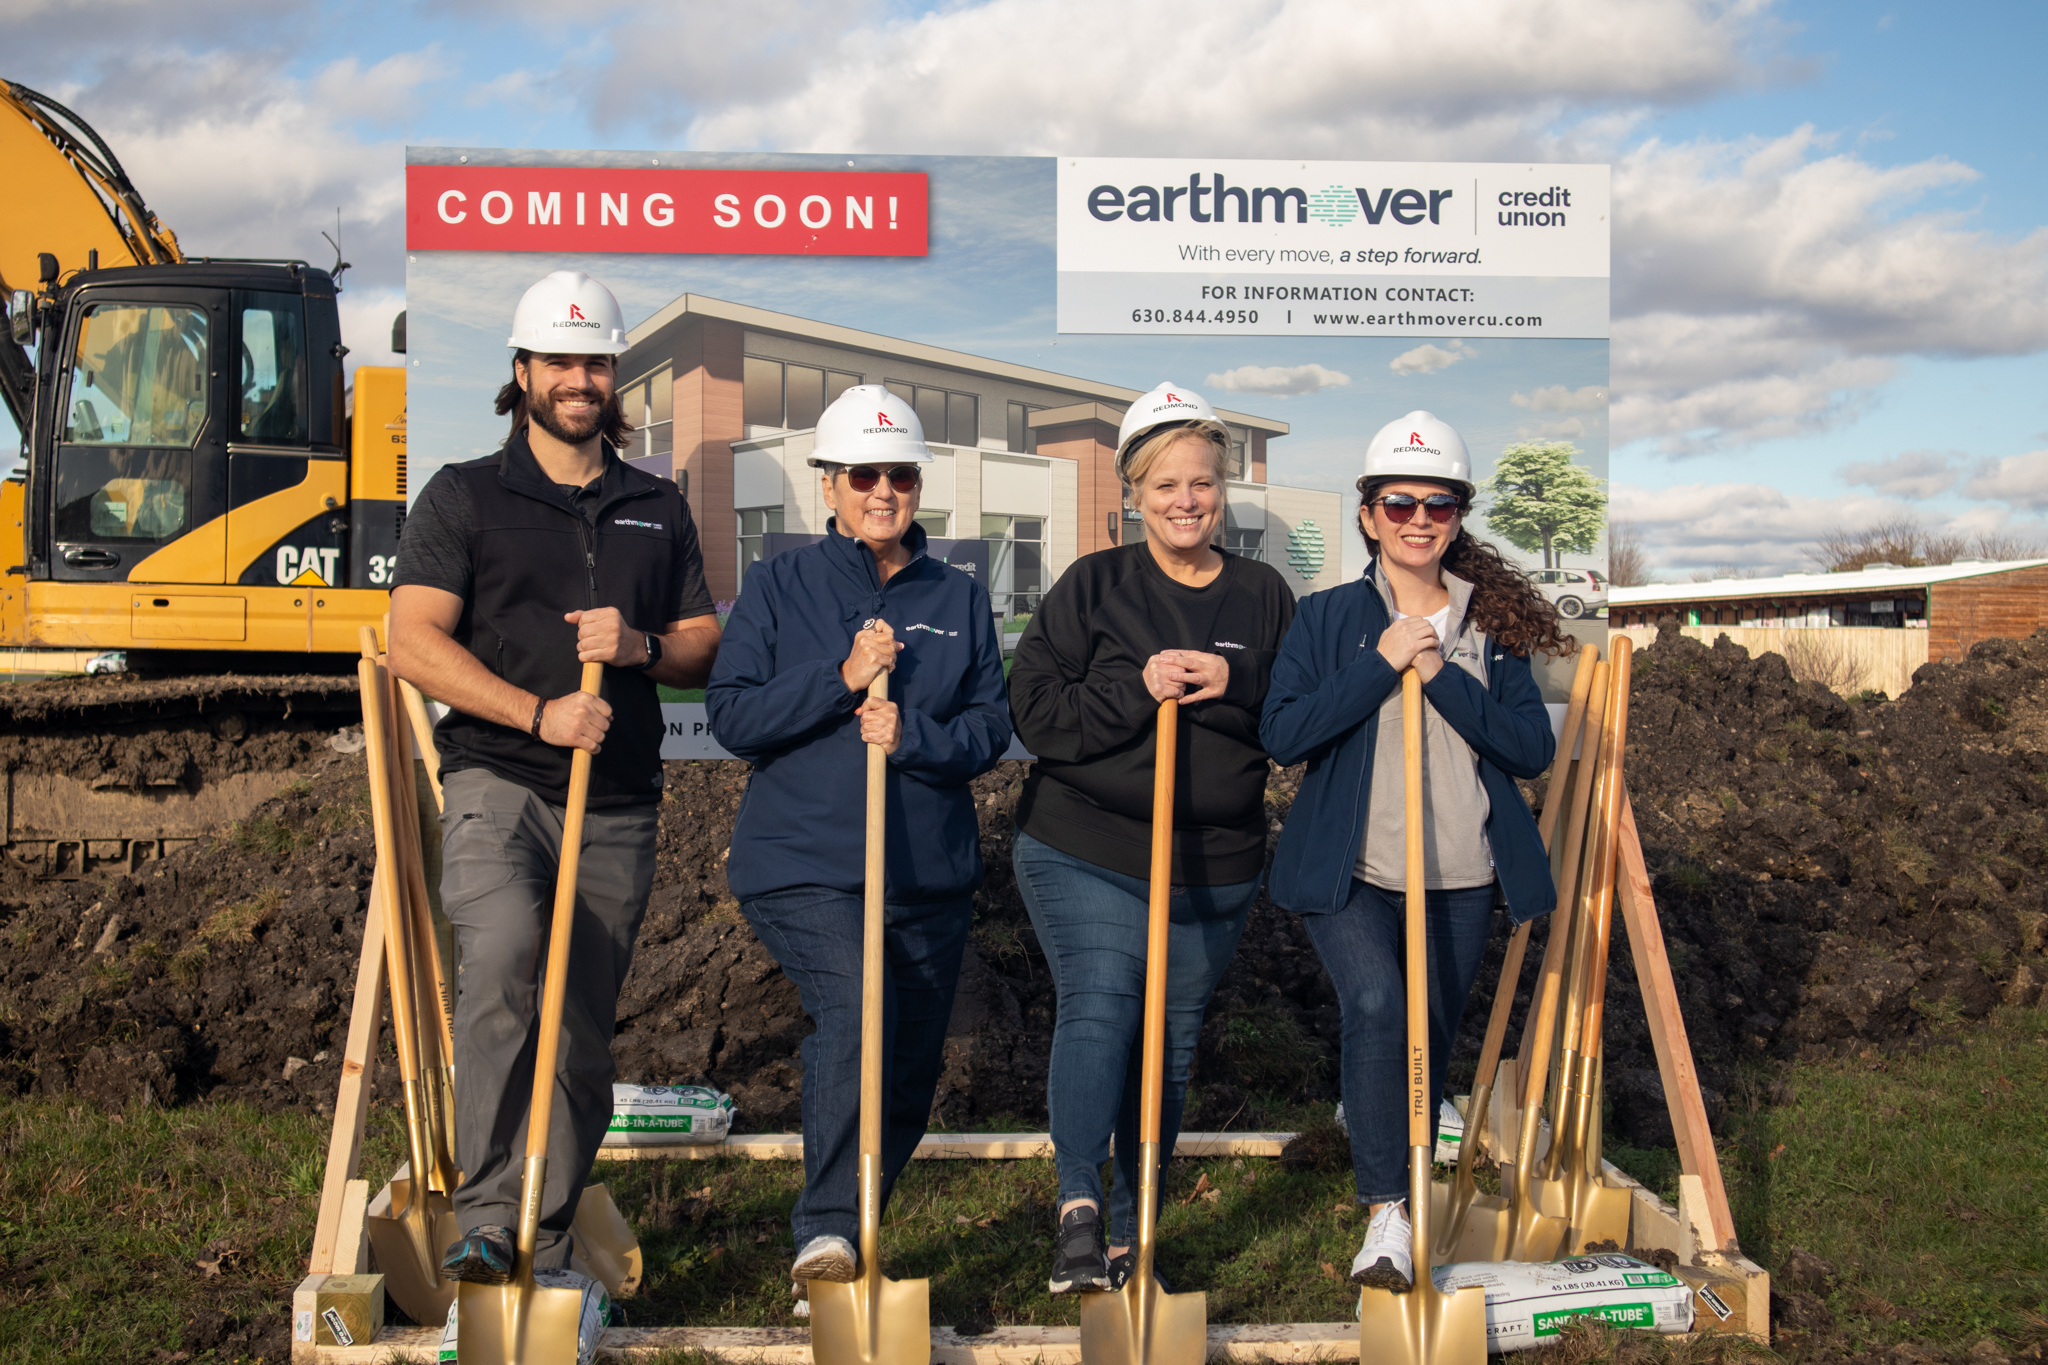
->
xmin=0 ymin=672 xmax=362 ymax=879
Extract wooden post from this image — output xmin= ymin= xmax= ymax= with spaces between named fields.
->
xmin=1614 ymin=796 xmax=1738 ymax=1252
xmin=309 ymin=881 xmax=388 ymax=1274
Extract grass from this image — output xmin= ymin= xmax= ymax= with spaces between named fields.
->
xmin=0 ymin=1006 xmax=2042 ymax=1358
xmin=1710 ymin=1001 xmax=2048 ymax=1352
xmin=0 ymin=1097 xmax=404 ymax=1362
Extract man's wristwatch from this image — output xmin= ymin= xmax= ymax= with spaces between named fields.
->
xmin=637 ymin=631 xmax=663 ymax=671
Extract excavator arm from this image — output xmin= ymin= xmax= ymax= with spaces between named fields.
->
xmin=1 ymin=80 xmax=183 ymax=434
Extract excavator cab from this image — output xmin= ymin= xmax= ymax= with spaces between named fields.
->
xmin=5 ymin=258 xmax=402 ymax=660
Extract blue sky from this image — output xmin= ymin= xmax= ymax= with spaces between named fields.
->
xmin=9 ymin=0 xmax=2047 ymax=577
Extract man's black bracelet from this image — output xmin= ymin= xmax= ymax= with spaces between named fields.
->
xmin=531 ymin=696 xmax=547 ymax=739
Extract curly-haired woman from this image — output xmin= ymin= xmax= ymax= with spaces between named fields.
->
xmin=1259 ymin=410 xmax=1575 ymax=1293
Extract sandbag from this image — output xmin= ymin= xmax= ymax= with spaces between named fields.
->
xmin=603 ymin=1083 xmax=735 ymax=1147
xmin=1433 ymin=1253 xmax=1695 ymax=1352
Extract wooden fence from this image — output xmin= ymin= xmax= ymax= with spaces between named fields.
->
xmin=1611 ymin=624 xmax=1929 ymax=698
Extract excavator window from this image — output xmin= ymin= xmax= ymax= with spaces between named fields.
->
xmin=54 ymin=303 xmax=207 ymax=546
xmin=237 ymin=293 xmax=307 ymax=445
xmin=62 ymin=303 xmax=208 ymax=448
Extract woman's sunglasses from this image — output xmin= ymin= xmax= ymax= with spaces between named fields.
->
xmin=845 ymin=465 xmax=921 ymax=494
xmin=1370 ymin=493 xmax=1464 ymax=525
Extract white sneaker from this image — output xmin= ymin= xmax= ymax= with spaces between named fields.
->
xmin=1350 ymin=1201 xmax=1414 ymax=1292
xmin=792 ymin=1279 xmax=811 ymax=1318
xmin=792 ymin=1233 xmax=858 ymax=1283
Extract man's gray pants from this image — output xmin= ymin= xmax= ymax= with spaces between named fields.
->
xmin=438 ymin=766 xmax=657 ymax=1268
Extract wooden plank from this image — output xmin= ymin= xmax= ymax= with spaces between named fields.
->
xmin=594 ymin=1132 xmax=1295 ymax=1163
xmin=1614 ymin=798 xmax=1739 ymax=1252
xmin=313 ymin=1322 xmax=1364 ymax=1362
xmin=307 ymin=887 xmax=387 ymax=1275
xmin=334 ymin=1179 xmax=371 ymax=1276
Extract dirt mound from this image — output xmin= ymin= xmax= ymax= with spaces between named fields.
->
xmin=3 ymin=627 xmax=2045 ymax=1153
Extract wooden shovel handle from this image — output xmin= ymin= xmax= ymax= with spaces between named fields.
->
xmin=859 ymin=671 xmax=888 ymax=1162
xmin=1402 ymin=669 xmax=1429 ymax=1149
xmin=525 ymin=660 xmax=607 ymax=1162
xmin=1137 ymin=697 xmax=1177 ymax=1147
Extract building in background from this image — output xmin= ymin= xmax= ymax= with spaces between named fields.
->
xmin=1610 ymin=559 xmax=2048 ymax=696
xmin=615 ymin=294 xmax=1345 ymax=608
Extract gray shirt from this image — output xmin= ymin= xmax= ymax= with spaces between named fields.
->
xmin=1357 ymin=567 xmax=1495 ymax=891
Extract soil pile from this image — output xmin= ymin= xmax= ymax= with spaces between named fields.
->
xmin=1 ymin=627 xmax=2045 ymax=1151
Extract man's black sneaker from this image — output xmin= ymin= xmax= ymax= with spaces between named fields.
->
xmin=1107 ymin=1252 xmax=1173 ymax=1294
xmin=441 ymin=1225 xmax=516 ymax=1285
xmin=1048 ymin=1205 xmax=1112 ymax=1294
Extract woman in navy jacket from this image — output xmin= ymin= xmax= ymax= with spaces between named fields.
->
xmin=1260 ymin=411 xmax=1574 ymax=1295
xmin=706 ymin=386 xmax=1011 ymax=1296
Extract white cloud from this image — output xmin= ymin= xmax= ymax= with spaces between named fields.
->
xmin=1963 ymin=451 xmax=2048 ymax=509
xmin=1518 ymin=416 xmax=1587 ymax=441
xmin=679 ymin=0 xmax=1774 ymax=157
xmin=1612 ymin=479 xmax=2048 ymax=577
xmin=1390 ymin=341 xmax=1475 ymax=376
xmin=1612 ymin=128 xmax=2048 ymax=451
xmin=1206 ymin=363 xmax=1351 ymax=397
xmin=1512 ymin=384 xmax=1608 ymax=412
xmin=1839 ymin=450 xmax=1963 ymax=499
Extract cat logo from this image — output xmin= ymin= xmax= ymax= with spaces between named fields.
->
xmin=277 ymin=545 xmax=342 ymax=586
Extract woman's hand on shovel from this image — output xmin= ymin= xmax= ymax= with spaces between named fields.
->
xmin=858 ymin=697 xmax=902 ymax=754
xmin=841 ymin=619 xmax=902 ymax=693
xmin=1376 ymin=616 xmax=1443 ymax=677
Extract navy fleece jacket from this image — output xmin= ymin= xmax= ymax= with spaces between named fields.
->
xmin=1258 ymin=571 xmax=1558 ymax=923
xmin=707 ymin=521 xmax=1011 ymax=902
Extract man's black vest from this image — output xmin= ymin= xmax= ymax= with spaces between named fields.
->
xmin=433 ymin=430 xmax=693 ymax=807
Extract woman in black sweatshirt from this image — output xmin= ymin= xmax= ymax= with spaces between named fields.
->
xmin=1007 ymin=383 xmax=1294 ymax=1295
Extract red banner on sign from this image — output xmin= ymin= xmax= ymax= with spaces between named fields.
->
xmin=405 ymin=166 xmax=928 ymax=256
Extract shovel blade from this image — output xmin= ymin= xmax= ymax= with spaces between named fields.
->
xmin=1357 ymin=1278 xmax=1488 ymax=1365
xmin=567 ymin=1183 xmax=641 ymax=1299
xmin=1079 ymin=1276 xmax=1208 ymax=1365
xmin=1561 ymin=1180 xmax=1634 ymax=1255
xmin=367 ymin=1179 xmax=461 ymax=1325
xmin=808 ymin=1274 xmax=931 ymax=1365
xmin=456 ymin=1279 xmax=588 ymax=1365
xmin=1430 ymin=1181 xmax=1514 ymax=1263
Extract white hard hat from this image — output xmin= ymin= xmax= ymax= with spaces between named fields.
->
xmin=1361 ymin=410 xmax=1473 ymax=496
xmin=807 ymin=384 xmax=934 ymax=466
xmin=1115 ymin=382 xmax=1227 ymax=481
xmin=506 ymin=270 xmax=629 ymax=354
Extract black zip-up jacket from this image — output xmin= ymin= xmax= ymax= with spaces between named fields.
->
xmin=408 ymin=430 xmax=702 ymax=807
xmin=1009 ymin=543 xmax=1295 ymax=885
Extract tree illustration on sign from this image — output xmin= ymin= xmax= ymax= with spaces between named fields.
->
xmin=1479 ymin=442 xmax=1607 ymax=569
xmin=1286 ymin=519 xmax=1326 ymax=579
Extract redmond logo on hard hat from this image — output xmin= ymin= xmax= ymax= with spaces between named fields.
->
xmin=863 ymin=413 xmax=909 ymax=434
xmin=569 ymin=304 xmax=585 ymax=319
xmin=1409 ymin=431 xmax=1423 ymax=445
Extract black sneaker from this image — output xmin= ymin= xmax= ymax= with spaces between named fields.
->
xmin=1048 ymin=1205 xmax=1112 ymax=1294
xmin=1107 ymin=1252 xmax=1173 ymax=1294
xmin=441 ymin=1225 xmax=515 ymax=1285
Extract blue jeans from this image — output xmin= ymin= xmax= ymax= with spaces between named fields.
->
xmin=739 ymin=886 xmax=972 ymax=1249
xmin=1302 ymin=879 xmax=1498 ymax=1204
xmin=1012 ymin=831 xmax=1260 ymax=1245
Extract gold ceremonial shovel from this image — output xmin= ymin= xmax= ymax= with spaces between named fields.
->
xmin=1357 ymin=670 xmax=1487 ymax=1365
xmin=1435 ymin=645 xmax=1599 ymax=1262
xmin=458 ymin=660 xmax=607 ymax=1364
xmin=809 ymin=671 xmax=932 ymax=1365
xmin=1079 ymin=698 xmax=1208 ymax=1365
xmin=356 ymin=629 xmax=460 ymax=1323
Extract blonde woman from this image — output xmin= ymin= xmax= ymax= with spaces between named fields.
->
xmin=1007 ymin=383 xmax=1294 ymax=1294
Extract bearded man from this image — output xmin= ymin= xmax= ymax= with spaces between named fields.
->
xmin=389 ymin=270 xmax=719 ymax=1283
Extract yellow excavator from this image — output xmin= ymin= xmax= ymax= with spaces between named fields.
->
xmin=1 ymin=79 xmax=409 ymax=876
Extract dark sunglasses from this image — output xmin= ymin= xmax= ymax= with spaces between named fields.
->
xmin=1371 ymin=493 xmax=1464 ymax=525
xmin=845 ymin=465 xmax=921 ymax=493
